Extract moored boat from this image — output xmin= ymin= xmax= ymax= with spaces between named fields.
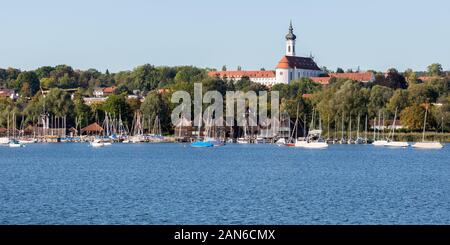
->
xmin=90 ymin=139 xmax=104 ymax=148
xmin=9 ymin=139 xmax=24 ymax=148
xmin=412 ymin=106 xmax=443 ymax=150
xmin=412 ymin=142 xmax=443 ymax=149
xmin=384 ymin=141 xmax=409 ymax=148
xmin=191 ymin=140 xmax=214 ymax=148
xmin=372 ymin=140 xmax=388 ymax=146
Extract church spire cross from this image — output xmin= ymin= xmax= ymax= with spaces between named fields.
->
xmin=285 ymin=21 xmax=296 ymax=41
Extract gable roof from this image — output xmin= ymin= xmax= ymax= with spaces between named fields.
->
xmin=310 ymin=77 xmax=331 ymax=85
xmin=208 ymin=70 xmax=276 ymax=79
xmin=276 ymin=56 xmax=321 ymax=71
xmin=328 ymin=72 xmax=374 ymax=82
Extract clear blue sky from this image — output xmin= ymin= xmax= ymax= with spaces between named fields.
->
xmin=1 ymin=0 xmax=449 ymax=72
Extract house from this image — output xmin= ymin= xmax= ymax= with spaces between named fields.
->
xmin=0 ymin=88 xmax=18 ymax=100
xmin=310 ymin=72 xmax=375 ymax=85
xmin=93 ymin=86 xmax=117 ymax=97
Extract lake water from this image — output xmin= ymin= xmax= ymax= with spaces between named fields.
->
xmin=0 ymin=143 xmax=449 ymax=224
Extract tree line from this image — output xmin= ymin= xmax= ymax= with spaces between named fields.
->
xmin=0 ymin=63 xmax=449 ymax=135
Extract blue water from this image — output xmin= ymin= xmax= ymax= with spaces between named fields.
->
xmin=0 ymin=143 xmax=449 ymax=224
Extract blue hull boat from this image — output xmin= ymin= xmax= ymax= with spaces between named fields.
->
xmin=191 ymin=141 xmax=214 ymax=148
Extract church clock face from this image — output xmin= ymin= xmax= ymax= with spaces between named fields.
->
xmin=280 ymin=72 xmax=283 ymax=75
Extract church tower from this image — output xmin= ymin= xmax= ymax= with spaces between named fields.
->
xmin=285 ymin=21 xmax=296 ymax=56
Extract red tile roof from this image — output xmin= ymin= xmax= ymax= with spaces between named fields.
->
xmin=310 ymin=77 xmax=331 ymax=85
xmin=103 ymin=86 xmax=116 ymax=94
xmin=276 ymin=56 xmax=321 ymax=70
xmin=328 ymin=72 xmax=374 ymax=82
xmin=208 ymin=70 xmax=276 ymax=79
xmin=418 ymin=76 xmax=441 ymax=82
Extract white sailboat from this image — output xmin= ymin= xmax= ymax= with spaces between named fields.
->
xmin=9 ymin=113 xmax=24 ymax=148
xmin=90 ymin=139 xmax=104 ymax=148
xmin=295 ymin=109 xmax=328 ymax=149
xmin=384 ymin=108 xmax=409 ymax=148
xmin=372 ymin=111 xmax=387 ymax=146
xmin=412 ymin=106 xmax=443 ymax=149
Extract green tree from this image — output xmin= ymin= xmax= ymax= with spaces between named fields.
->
xmin=368 ymin=85 xmax=393 ymax=117
xmin=15 ymin=71 xmax=40 ymax=96
xmin=44 ymin=88 xmax=75 ymax=118
xmin=408 ymin=83 xmax=439 ymax=104
xmin=427 ymin=63 xmax=443 ymax=76
xmin=387 ymin=89 xmax=410 ymax=114
xmin=140 ymin=91 xmax=171 ymax=133
xmin=102 ymin=94 xmax=131 ymax=123
xmin=400 ymin=104 xmax=431 ymax=131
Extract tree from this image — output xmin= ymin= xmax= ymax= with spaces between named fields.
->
xmin=404 ymin=68 xmax=417 ymax=85
xmin=377 ymin=68 xmax=408 ymax=89
xmin=408 ymin=83 xmax=439 ymax=104
xmin=387 ymin=89 xmax=410 ymax=114
xmin=221 ymin=65 xmax=227 ymax=71
xmin=174 ymin=66 xmax=206 ymax=84
xmin=130 ymin=64 xmax=160 ymax=91
xmin=368 ymin=85 xmax=393 ymax=117
xmin=44 ymin=88 xmax=74 ymax=118
xmin=140 ymin=91 xmax=171 ymax=133
xmin=336 ymin=68 xmax=344 ymax=73
xmin=400 ymin=104 xmax=431 ymax=131
xmin=15 ymin=71 xmax=40 ymax=96
xmin=427 ymin=63 xmax=443 ymax=77
xmin=74 ymin=97 xmax=92 ymax=129
xmin=102 ymin=94 xmax=131 ymax=124
xmin=35 ymin=66 xmax=55 ymax=79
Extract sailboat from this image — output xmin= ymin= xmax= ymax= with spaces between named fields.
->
xmin=295 ymin=108 xmax=328 ymax=149
xmin=190 ymin=113 xmax=213 ymax=148
xmin=412 ymin=106 xmax=443 ymax=149
xmin=90 ymin=138 xmax=105 ymax=148
xmin=236 ymin=112 xmax=250 ymax=144
xmin=129 ymin=111 xmax=145 ymax=143
xmin=9 ymin=113 xmax=24 ymax=148
xmin=372 ymin=111 xmax=388 ymax=146
xmin=384 ymin=108 xmax=409 ymax=148
xmin=355 ymin=114 xmax=365 ymax=144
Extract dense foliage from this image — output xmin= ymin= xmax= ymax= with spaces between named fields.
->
xmin=0 ymin=64 xmax=449 ymax=134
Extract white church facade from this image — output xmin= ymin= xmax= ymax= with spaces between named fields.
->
xmin=208 ymin=22 xmax=324 ymax=86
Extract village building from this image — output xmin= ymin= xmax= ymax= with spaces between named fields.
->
xmin=93 ymin=86 xmax=117 ymax=97
xmin=0 ymin=88 xmax=18 ymax=100
xmin=208 ymin=22 xmax=324 ymax=86
xmin=208 ymin=22 xmax=375 ymax=86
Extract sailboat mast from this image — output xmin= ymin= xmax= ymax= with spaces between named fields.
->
xmin=373 ymin=116 xmax=376 ymax=141
xmin=357 ymin=113 xmax=360 ymax=139
xmin=365 ymin=114 xmax=368 ymax=142
xmin=422 ymin=106 xmax=428 ymax=142
xmin=391 ymin=108 xmax=398 ymax=140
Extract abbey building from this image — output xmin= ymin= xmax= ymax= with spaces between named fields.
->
xmin=208 ymin=22 xmax=324 ymax=86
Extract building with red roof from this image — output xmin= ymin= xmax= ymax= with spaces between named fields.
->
xmin=208 ymin=22 xmax=324 ymax=86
